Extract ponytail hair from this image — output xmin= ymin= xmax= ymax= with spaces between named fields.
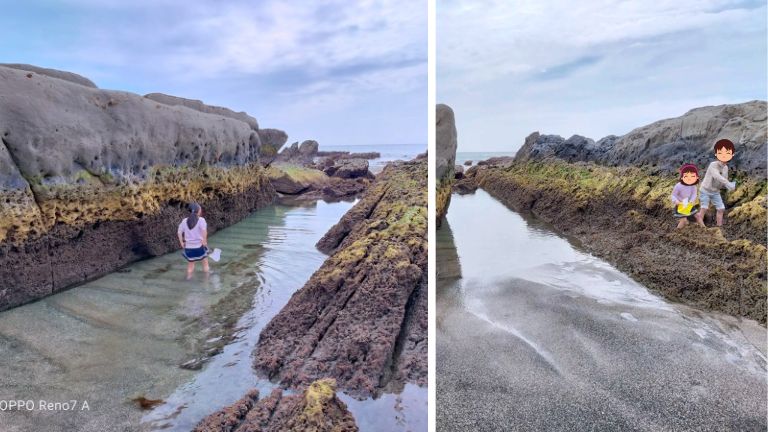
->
xmin=187 ymin=202 xmax=201 ymax=229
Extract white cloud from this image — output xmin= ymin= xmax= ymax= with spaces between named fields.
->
xmin=438 ymin=0 xmax=766 ymax=151
xmin=63 ymin=0 xmax=426 ymax=94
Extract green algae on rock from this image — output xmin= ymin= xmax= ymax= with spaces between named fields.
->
xmin=474 ymin=160 xmax=767 ymax=323
xmin=254 ymin=158 xmax=427 ymax=397
xmin=0 ymin=65 xmax=277 ymax=311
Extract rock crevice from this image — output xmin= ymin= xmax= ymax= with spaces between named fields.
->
xmin=253 ymin=159 xmax=427 ymax=398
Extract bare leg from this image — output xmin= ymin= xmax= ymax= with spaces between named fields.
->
xmin=695 ymin=208 xmax=707 ymax=227
xmin=716 ymin=209 xmax=724 ymax=227
xmin=186 ymin=262 xmax=195 ymax=279
xmin=202 ymin=258 xmax=210 ymax=273
xmin=677 ymin=218 xmax=688 ymax=229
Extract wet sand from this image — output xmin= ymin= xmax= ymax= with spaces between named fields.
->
xmin=437 ymin=190 xmax=767 ymax=431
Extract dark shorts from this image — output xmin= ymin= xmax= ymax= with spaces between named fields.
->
xmin=183 ymin=246 xmax=208 ymax=262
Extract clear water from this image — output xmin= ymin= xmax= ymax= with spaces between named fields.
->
xmin=0 ymin=199 xmax=426 ymax=431
xmin=437 ymin=189 xmax=767 ymax=430
xmin=319 ymin=144 xmax=424 ymax=173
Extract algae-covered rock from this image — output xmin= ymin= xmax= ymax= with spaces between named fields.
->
xmin=0 ymin=65 xmax=276 ymax=311
xmin=476 ymin=160 xmax=767 ymax=322
xmin=255 ymin=158 xmax=427 ymax=397
xmin=266 ymin=165 xmax=329 ymax=194
xmin=194 ymin=379 xmax=358 ymax=432
xmin=436 ymin=104 xmax=458 ymax=227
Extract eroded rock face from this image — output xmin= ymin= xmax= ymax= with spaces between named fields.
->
xmin=194 ymin=379 xmax=358 ymax=432
xmin=254 ymin=159 xmax=427 ymax=397
xmin=436 ymin=104 xmax=458 ymax=228
xmin=0 ymin=65 xmax=275 ymax=311
xmin=514 ymin=101 xmax=768 ymax=177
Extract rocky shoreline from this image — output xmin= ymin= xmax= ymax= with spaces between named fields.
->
xmin=0 ymin=63 xmax=385 ymax=313
xmin=460 ymin=101 xmax=767 ymax=323
xmin=193 ymin=156 xmax=427 ymax=429
xmin=254 ymin=157 xmax=427 ymax=397
xmin=0 ymin=65 xmax=280 ymax=311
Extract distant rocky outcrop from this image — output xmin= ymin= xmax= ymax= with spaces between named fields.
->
xmin=275 ymin=140 xmax=320 ymax=165
xmin=266 ymin=140 xmax=374 ymax=200
xmin=436 ymin=104 xmax=458 ymax=228
xmin=515 ymin=101 xmax=767 ymax=177
xmin=194 ymin=379 xmax=357 ymax=432
xmin=256 ymin=128 xmax=289 ymax=166
xmin=298 ymin=139 xmax=319 ymax=156
xmin=265 ymin=165 xmax=329 ymax=195
xmin=323 ymin=158 xmax=371 ymax=179
xmin=254 ymin=158 xmax=427 ymax=397
xmin=0 ymin=65 xmax=275 ymax=311
xmin=317 ymin=150 xmax=381 ymax=160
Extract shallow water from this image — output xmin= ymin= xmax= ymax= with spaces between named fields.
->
xmin=0 ymin=199 xmax=425 ymax=431
xmin=437 ymin=189 xmax=767 ymax=431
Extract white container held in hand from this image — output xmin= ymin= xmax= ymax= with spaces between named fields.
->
xmin=208 ymin=248 xmax=222 ymax=262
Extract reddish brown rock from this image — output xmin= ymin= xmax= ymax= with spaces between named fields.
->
xmin=194 ymin=379 xmax=358 ymax=432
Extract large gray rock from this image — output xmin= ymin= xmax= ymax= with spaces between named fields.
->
xmin=298 ymin=140 xmax=319 ymax=157
xmin=0 ymin=66 xmax=261 ymax=186
xmin=514 ymin=101 xmax=767 ymax=177
xmin=436 ymin=104 xmax=458 ymax=182
xmin=1 ymin=63 xmax=98 ymax=88
xmin=325 ymin=158 xmax=370 ymax=179
xmin=257 ymin=128 xmax=289 ymax=165
xmin=145 ymin=92 xmax=259 ymax=131
xmin=601 ymin=101 xmax=767 ymax=175
xmin=515 ymin=133 xmax=604 ymax=164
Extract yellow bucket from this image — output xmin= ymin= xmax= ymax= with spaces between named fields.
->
xmin=676 ymin=202 xmax=695 ymax=216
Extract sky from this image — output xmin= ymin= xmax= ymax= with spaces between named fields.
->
xmin=438 ymin=0 xmax=768 ymax=152
xmin=0 ymin=0 xmax=426 ymax=147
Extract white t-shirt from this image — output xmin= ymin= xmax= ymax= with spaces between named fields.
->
xmin=178 ymin=217 xmax=208 ymax=248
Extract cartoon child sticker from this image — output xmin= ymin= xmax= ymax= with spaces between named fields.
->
xmin=695 ymin=139 xmax=737 ymax=228
xmin=671 ymin=163 xmax=699 ymax=228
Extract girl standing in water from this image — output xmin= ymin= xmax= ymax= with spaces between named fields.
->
xmin=178 ymin=202 xmax=209 ymax=279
